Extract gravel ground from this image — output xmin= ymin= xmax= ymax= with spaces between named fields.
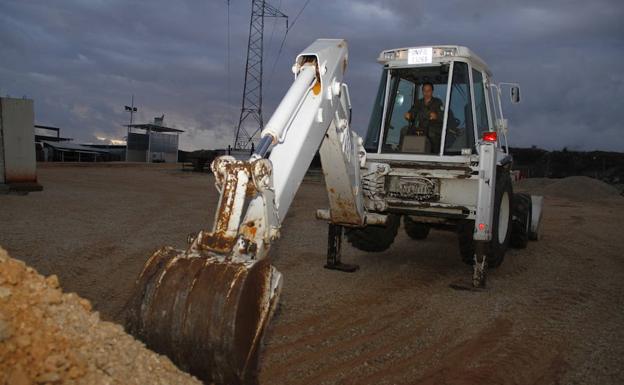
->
xmin=0 ymin=246 xmax=201 ymax=385
xmin=1 ymin=164 xmax=623 ymax=385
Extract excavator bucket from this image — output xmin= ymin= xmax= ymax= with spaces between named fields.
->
xmin=125 ymin=246 xmax=282 ymax=385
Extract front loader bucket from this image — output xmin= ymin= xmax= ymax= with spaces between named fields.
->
xmin=125 ymin=247 xmax=282 ymax=385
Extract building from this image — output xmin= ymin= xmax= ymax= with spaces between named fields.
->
xmin=126 ymin=116 xmax=183 ymax=163
xmin=34 ymin=124 xmax=73 ymax=143
xmin=0 ymin=97 xmax=42 ymax=193
xmin=39 ymin=141 xmax=112 ymax=162
xmin=34 ymin=125 xmax=126 ymax=162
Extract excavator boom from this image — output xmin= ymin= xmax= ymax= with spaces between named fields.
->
xmin=126 ymin=39 xmax=365 ymax=384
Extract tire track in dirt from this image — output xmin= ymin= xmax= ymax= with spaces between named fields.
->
xmin=262 ymin=273 xmax=454 ymax=384
xmin=359 ymin=317 xmax=565 ymax=385
xmin=263 ymin=303 xmax=419 ymax=380
xmin=347 ymin=318 xmax=514 ymax=385
xmin=264 ymin=318 xmax=431 ymax=385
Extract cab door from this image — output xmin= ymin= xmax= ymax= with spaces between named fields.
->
xmin=443 ymin=61 xmax=475 ymax=155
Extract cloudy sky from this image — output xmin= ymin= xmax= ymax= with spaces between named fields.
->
xmin=1 ymin=0 xmax=623 ymax=151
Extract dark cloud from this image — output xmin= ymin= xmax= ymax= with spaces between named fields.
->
xmin=0 ymin=0 xmax=622 ymax=151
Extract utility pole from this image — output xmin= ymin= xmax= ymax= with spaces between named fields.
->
xmin=233 ymin=0 xmax=287 ymax=150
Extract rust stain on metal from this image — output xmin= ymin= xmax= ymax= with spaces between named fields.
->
xmin=330 ymin=195 xmax=361 ymax=225
xmin=126 ymin=249 xmax=278 ymax=385
xmin=231 ymin=162 xmax=258 ymax=196
xmin=312 ymin=81 xmax=321 ymax=96
xmin=124 ymin=155 xmax=282 ymax=385
xmin=4 ymin=172 xmax=37 ymax=183
xmin=386 ymin=199 xmax=468 ymax=211
xmin=201 ymin=231 xmax=237 ymax=254
xmin=201 ymin=161 xmax=258 ymax=253
xmin=241 ymin=220 xmax=258 ymax=240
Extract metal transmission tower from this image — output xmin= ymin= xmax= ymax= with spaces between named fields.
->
xmin=233 ymin=0 xmax=287 ymax=149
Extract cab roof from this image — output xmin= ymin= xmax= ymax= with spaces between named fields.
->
xmin=377 ymin=45 xmax=492 ymax=76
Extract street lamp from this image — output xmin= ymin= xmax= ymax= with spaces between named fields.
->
xmin=124 ymin=95 xmax=138 ymax=162
xmin=124 ymin=95 xmax=138 ymax=125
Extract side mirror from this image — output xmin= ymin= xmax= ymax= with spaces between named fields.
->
xmin=510 ymin=86 xmax=520 ymax=104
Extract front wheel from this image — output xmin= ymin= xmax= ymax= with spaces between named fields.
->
xmin=458 ymin=170 xmax=513 ymax=268
xmin=345 ymin=214 xmax=400 ymax=252
xmin=403 ymin=216 xmax=430 ymax=240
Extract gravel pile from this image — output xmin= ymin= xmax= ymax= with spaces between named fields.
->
xmin=0 ymin=246 xmax=201 ymax=385
xmin=515 ymin=175 xmax=621 ymax=200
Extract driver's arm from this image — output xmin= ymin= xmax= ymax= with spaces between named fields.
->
xmin=429 ymin=99 xmax=444 ymax=121
xmin=404 ymin=102 xmax=421 ymax=124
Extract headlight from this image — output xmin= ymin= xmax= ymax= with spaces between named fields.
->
xmin=433 ymin=47 xmax=457 ymax=57
xmin=383 ymin=51 xmax=398 ymax=61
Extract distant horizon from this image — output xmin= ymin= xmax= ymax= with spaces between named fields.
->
xmin=33 ymin=123 xmax=624 ymax=155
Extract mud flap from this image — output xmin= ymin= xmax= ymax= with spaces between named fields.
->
xmin=125 ymin=247 xmax=282 ymax=385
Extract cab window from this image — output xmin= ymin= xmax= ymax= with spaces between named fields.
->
xmin=444 ymin=62 xmax=475 ymax=155
xmin=472 ymin=69 xmax=490 ymax=138
xmin=380 ymin=66 xmax=449 ymax=154
xmin=364 ymin=69 xmax=388 ymax=152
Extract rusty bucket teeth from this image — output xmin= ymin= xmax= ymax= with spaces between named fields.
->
xmin=125 ymin=247 xmax=282 ymax=385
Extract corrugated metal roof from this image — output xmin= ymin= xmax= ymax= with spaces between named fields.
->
xmin=41 ymin=141 xmax=110 ymax=153
xmin=125 ymin=123 xmax=184 ymax=133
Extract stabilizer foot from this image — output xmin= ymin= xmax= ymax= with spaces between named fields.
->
xmin=324 ymin=262 xmax=359 ymax=272
xmin=472 ymin=260 xmax=487 ymax=288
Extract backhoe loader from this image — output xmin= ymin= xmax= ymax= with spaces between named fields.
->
xmin=126 ymin=39 xmax=543 ymax=384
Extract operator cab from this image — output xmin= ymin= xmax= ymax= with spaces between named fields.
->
xmin=365 ymin=46 xmax=497 ymax=157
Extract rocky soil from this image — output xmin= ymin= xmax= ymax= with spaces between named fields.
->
xmin=0 ymin=245 xmax=200 ymax=385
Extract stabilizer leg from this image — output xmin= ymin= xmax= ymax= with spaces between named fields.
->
xmin=324 ymin=223 xmax=359 ymax=272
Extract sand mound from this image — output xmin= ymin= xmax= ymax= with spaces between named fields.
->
xmin=0 ymin=247 xmax=200 ymax=385
xmin=513 ymin=177 xmax=555 ymax=192
xmin=515 ymin=176 xmax=621 ymax=201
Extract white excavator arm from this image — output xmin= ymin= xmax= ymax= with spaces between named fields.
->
xmin=126 ymin=39 xmax=368 ymax=385
xmin=196 ymin=39 xmax=366 ymax=264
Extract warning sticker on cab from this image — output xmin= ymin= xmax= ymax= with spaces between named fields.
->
xmin=408 ymin=48 xmax=433 ymax=65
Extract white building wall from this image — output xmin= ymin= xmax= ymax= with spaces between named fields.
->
xmin=0 ymin=98 xmax=37 ymax=184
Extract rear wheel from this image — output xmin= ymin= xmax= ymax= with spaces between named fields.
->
xmin=345 ymin=214 xmax=400 ymax=252
xmin=403 ymin=216 xmax=430 ymax=240
xmin=458 ymin=170 xmax=512 ymax=268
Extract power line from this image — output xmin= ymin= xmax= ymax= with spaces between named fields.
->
xmin=266 ymin=0 xmax=312 ymax=93
xmin=226 ymin=0 xmax=231 ymax=110
xmin=290 ymin=0 xmax=312 ymax=29
xmin=265 ymin=0 xmax=282 ymax=57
